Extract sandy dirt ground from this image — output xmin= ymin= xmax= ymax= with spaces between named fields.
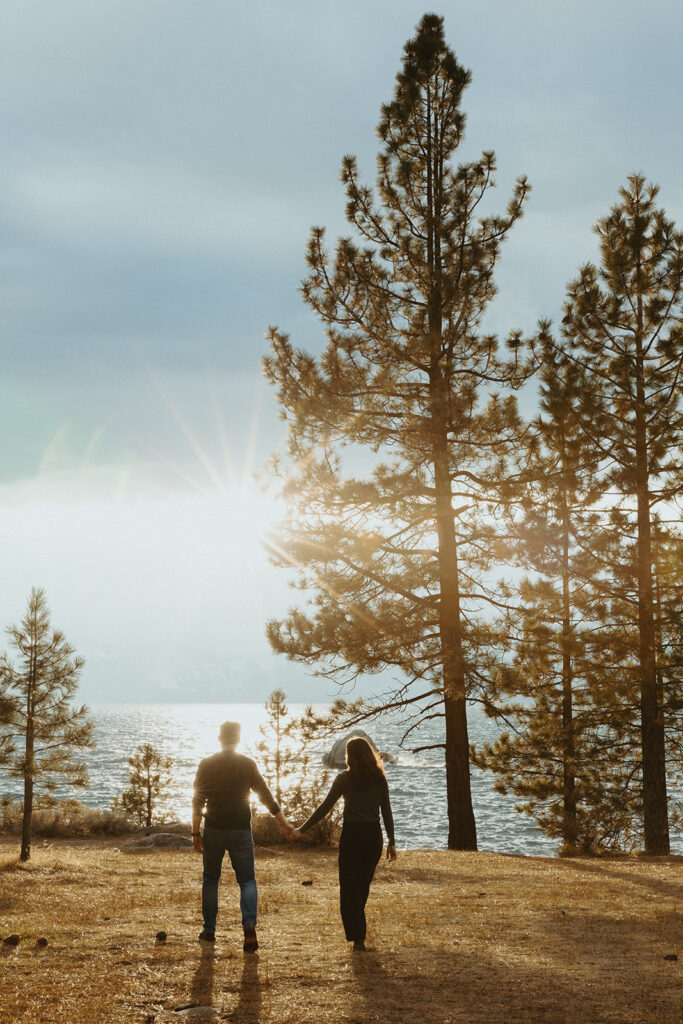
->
xmin=0 ymin=838 xmax=681 ymax=1023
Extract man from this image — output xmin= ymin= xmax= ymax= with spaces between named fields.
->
xmin=192 ymin=720 xmax=292 ymax=952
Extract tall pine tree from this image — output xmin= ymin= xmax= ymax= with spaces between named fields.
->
xmin=475 ymin=331 xmax=640 ymax=851
xmin=264 ymin=14 xmax=531 ymax=849
xmin=0 ymin=588 xmax=95 ymax=861
xmin=652 ymin=524 xmax=683 ymax=830
xmin=563 ymin=175 xmax=683 ymax=853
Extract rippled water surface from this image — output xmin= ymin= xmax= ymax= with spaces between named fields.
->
xmin=5 ymin=702 xmax=680 ymax=855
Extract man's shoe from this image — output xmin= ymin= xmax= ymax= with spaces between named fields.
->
xmin=352 ymin=939 xmax=366 ymax=951
xmin=243 ymin=926 xmax=258 ymax=953
xmin=198 ymin=930 xmax=215 ymax=943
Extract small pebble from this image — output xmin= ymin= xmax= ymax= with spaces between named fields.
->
xmin=3 ymin=934 xmax=20 ymax=947
xmin=36 ymin=937 xmax=49 ymax=948
xmin=155 ymin=930 xmax=167 ymax=943
xmin=663 ymin=953 xmax=678 ymax=961
xmin=301 ymin=880 xmax=313 ymax=886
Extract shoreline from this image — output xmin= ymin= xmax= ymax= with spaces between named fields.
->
xmin=2 ymin=832 xmax=682 ymax=863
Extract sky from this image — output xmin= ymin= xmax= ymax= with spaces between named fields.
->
xmin=1 ymin=0 xmax=682 ymax=703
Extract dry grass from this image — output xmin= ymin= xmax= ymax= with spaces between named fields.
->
xmin=0 ymin=837 xmax=681 ymax=1024
xmin=0 ymin=797 xmax=133 ymax=838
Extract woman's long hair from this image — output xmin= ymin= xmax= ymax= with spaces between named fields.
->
xmin=345 ymin=737 xmax=386 ymax=786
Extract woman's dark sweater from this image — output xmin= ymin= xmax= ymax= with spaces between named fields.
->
xmin=299 ymin=770 xmax=395 ymax=844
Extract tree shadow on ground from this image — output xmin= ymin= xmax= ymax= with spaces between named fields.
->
xmin=533 ymin=897 xmax=682 ymax=962
xmin=380 ymin=866 xmax=504 ymax=886
xmin=348 ymin=945 xmax=581 ymax=1024
xmin=557 ymin=857 xmax=683 ymax=901
xmin=347 ymin=929 xmax=680 ymax=1024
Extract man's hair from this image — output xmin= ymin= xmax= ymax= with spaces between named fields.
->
xmin=219 ymin=721 xmax=241 ymax=747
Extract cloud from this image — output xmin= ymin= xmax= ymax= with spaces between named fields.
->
xmin=4 ymin=153 xmax=312 ymax=258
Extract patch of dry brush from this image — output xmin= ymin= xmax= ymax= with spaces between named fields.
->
xmin=0 ymin=840 xmax=681 ymax=1024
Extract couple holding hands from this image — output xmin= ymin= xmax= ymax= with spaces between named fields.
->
xmin=192 ymin=721 xmax=396 ymax=953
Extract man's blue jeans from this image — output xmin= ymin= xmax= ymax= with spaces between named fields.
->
xmin=202 ymin=827 xmax=257 ymax=934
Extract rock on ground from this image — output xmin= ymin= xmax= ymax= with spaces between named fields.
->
xmin=124 ymin=833 xmax=193 ymax=851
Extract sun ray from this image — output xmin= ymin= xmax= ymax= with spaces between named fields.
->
xmin=208 ymin=374 xmax=236 ymax=488
xmin=80 ymin=426 xmax=107 ymax=466
xmin=243 ymin=376 xmax=264 ymax=481
xmin=263 ymin=533 xmax=383 ymax=633
xmin=147 ymin=369 xmax=225 ymax=489
xmin=136 ymin=443 xmax=208 ymax=492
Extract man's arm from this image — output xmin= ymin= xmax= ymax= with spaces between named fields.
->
xmin=191 ymin=761 xmax=207 ymax=853
xmin=251 ymin=762 xmax=294 ymax=837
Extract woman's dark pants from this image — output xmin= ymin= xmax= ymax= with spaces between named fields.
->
xmin=338 ymin=822 xmax=383 ymax=942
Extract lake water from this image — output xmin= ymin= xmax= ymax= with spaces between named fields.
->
xmin=3 ymin=702 xmax=680 ymax=855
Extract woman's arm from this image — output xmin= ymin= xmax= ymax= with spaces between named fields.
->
xmin=380 ymin=777 xmax=396 ymax=858
xmin=297 ymin=773 xmax=346 ymax=834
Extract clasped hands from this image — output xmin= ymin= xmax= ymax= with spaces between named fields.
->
xmin=277 ymin=817 xmax=302 ymax=841
xmin=278 ymin=817 xmax=397 ymax=860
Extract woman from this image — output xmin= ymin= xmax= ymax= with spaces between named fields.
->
xmin=292 ymin=736 xmax=397 ymax=951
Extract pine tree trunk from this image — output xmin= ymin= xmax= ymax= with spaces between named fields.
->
xmin=432 ymin=400 xmax=477 ymax=851
xmin=437 ymin=503 xmax=477 ymax=851
xmin=428 ymin=286 xmax=477 ymax=851
xmin=21 ymin=717 xmax=34 ymax=862
xmin=653 ymin=547 xmax=666 ymax=755
xmin=146 ymin=775 xmax=152 ymax=829
xmin=444 ymin=682 xmax=477 ymax=850
xmin=425 ymin=75 xmax=476 ymax=852
xmin=560 ymin=471 xmax=577 ymax=849
xmin=21 ymin=639 xmax=36 ymax=862
xmin=634 ymin=332 xmax=669 ymax=855
xmin=20 ymin=773 xmax=33 ymax=862
xmin=636 ymin=488 xmax=668 ymax=853
xmin=276 ymin=715 xmax=282 ymax=807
